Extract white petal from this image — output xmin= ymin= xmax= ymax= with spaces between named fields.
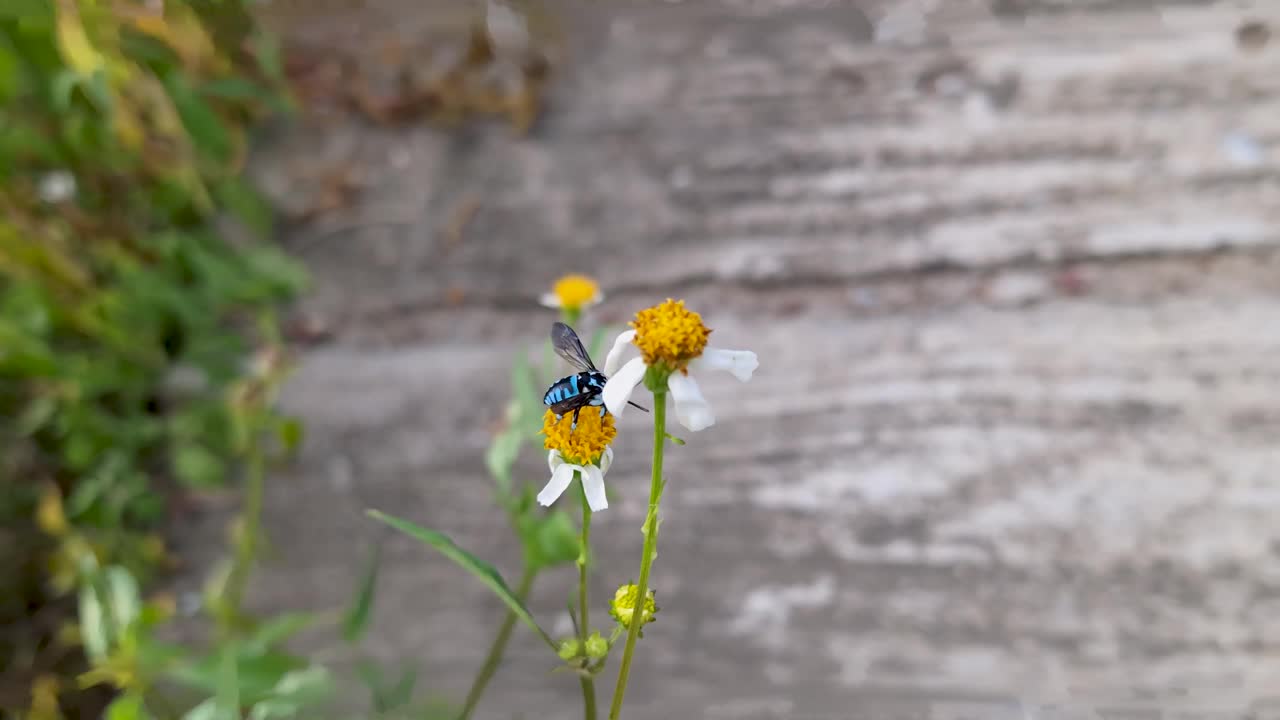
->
xmin=691 ymin=347 xmax=758 ymax=382
xmin=668 ymin=373 xmax=715 ymax=431
xmin=547 ymin=449 xmax=564 ymax=474
xmin=599 ymin=446 xmax=614 ymax=475
xmin=603 ymin=356 xmax=646 ymax=417
xmin=539 ymin=292 xmax=562 ymax=309
xmin=603 ymin=329 xmax=637 ymax=376
xmin=537 ymin=463 xmax=577 ymax=507
xmin=581 ymin=464 xmax=609 ymax=512
xmin=588 ymin=290 xmax=606 ymax=307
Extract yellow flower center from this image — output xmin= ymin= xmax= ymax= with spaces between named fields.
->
xmin=542 ymin=408 xmax=615 ymax=466
xmin=609 ymin=583 xmax=658 ymax=630
xmin=552 ymin=274 xmax=601 ymax=309
xmin=630 ymin=298 xmax=711 ymax=370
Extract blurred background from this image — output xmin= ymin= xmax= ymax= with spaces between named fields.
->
xmin=5 ymin=0 xmax=1280 ymax=718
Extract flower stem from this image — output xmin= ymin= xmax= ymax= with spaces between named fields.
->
xmin=578 ymin=482 xmax=598 ymax=720
xmin=220 ymin=446 xmax=265 ymax=636
xmin=458 ymin=566 xmax=538 ymax=720
xmin=607 ymin=390 xmax=667 ymax=720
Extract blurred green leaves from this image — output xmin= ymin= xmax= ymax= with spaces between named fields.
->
xmin=515 ymin=490 xmax=581 ymax=572
xmin=2 ymin=0 xmax=304 ymax=716
xmin=1 ymin=0 xmax=299 ymax=568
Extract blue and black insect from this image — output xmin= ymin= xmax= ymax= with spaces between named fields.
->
xmin=544 ymin=322 xmax=647 ymax=427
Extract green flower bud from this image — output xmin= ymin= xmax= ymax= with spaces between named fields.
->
xmin=557 ymin=637 xmax=582 ymax=661
xmin=585 ymin=631 xmax=608 ymax=660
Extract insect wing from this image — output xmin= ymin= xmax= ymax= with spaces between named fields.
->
xmin=551 ymin=322 xmax=597 ymax=371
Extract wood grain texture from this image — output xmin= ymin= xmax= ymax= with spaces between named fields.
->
xmin=176 ymin=0 xmax=1280 ymax=717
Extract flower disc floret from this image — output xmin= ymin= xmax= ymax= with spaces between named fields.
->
xmin=630 ymin=299 xmax=711 ymax=371
xmin=609 ymin=583 xmax=658 ymax=631
xmin=542 ymin=409 xmax=616 ymax=467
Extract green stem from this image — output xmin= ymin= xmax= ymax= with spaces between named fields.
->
xmin=607 ymin=390 xmax=666 ymax=720
xmin=221 ymin=447 xmax=265 ymax=635
xmin=578 ymin=482 xmax=598 ymax=720
xmin=458 ymin=566 xmax=538 ymax=720
xmin=580 ymin=675 xmax=598 ymax=720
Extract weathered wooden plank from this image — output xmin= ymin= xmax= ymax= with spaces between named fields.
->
xmin=174 ymin=0 xmax=1280 ymax=717
xmin=252 ymin=0 xmax=1280 ymax=340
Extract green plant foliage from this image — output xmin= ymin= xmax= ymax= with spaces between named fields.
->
xmin=0 ymin=0 xmax=304 ymax=716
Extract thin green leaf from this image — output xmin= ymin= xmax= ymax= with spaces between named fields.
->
xmin=248 ymin=666 xmax=334 ymax=719
xmin=105 ymin=692 xmax=149 ymax=720
xmin=216 ymin=646 xmax=240 ymax=720
xmin=78 ymin=578 xmax=109 ymax=661
xmin=168 ymin=650 xmax=308 ymax=706
xmin=250 ymin=31 xmax=285 ymax=84
xmin=50 ymin=69 xmax=79 ymax=112
xmin=181 ymin=699 xmax=218 ymax=720
xmin=367 ymin=510 xmax=556 ymax=650
xmin=104 ymin=566 xmax=141 ymax=634
xmin=135 ymin=638 xmax=189 ymax=678
xmin=342 ymin=542 xmax=381 ymax=645
xmin=215 ymin=177 xmax=274 ymax=238
xmin=244 ymin=612 xmax=316 ymax=654
xmin=201 ymin=77 xmax=273 ymax=103
xmin=246 ymin=701 xmax=294 ymax=720
xmin=0 ymin=0 xmax=50 ymax=20
xmin=163 ymin=71 xmax=231 ymax=163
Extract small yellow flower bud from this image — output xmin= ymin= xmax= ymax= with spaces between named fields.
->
xmin=557 ymin=637 xmax=583 ymax=661
xmin=609 ymin=583 xmax=658 ymax=632
xmin=585 ymin=631 xmax=609 ymax=659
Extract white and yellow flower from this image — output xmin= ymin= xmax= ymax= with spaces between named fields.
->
xmin=536 ymin=408 xmax=615 ymax=512
xmin=602 ymin=299 xmax=758 ymax=432
xmin=540 ymin=274 xmax=604 ymax=314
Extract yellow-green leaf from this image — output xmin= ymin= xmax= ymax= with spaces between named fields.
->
xmin=54 ymin=4 xmax=105 ymax=76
